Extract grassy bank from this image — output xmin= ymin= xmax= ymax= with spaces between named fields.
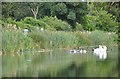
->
xmin=2 ymin=28 xmax=118 ymax=55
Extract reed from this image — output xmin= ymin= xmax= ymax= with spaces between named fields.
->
xmin=2 ymin=29 xmax=34 ymax=55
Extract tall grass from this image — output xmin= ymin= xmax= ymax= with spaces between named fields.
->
xmin=29 ymin=30 xmax=49 ymax=49
xmin=73 ymin=31 xmax=93 ymax=46
xmin=29 ymin=30 xmax=78 ymax=49
xmin=88 ymin=30 xmax=118 ymax=46
xmin=2 ymin=29 xmax=34 ymax=55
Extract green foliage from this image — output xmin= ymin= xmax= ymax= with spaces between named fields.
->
xmin=96 ymin=10 xmax=118 ymax=32
xmin=23 ymin=17 xmax=40 ymax=26
xmin=2 ymin=2 xmax=88 ymax=28
xmin=0 ymin=19 xmax=5 ymax=25
xmin=15 ymin=21 xmax=33 ymax=30
xmin=93 ymin=2 xmax=120 ymax=22
xmin=3 ymin=18 xmax=16 ymax=24
xmin=2 ymin=2 xmax=119 ymax=31
xmin=1 ymin=18 xmax=17 ymax=30
xmin=67 ymin=11 xmax=76 ymax=20
xmin=2 ymin=17 xmax=72 ymax=31
xmin=22 ymin=16 xmax=72 ymax=31
xmin=41 ymin=16 xmax=72 ymax=31
xmin=75 ymin=22 xmax=83 ymax=31
xmin=2 ymin=2 xmax=15 ymax=18
xmin=51 ymin=3 xmax=67 ymax=15
xmin=84 ymin=15 xmax=97 ymax=31
xmin=16 ymin=17 xmax=45 ymax=29
xmin=84 ymin=10 xmax=118 ymax=32
xmin=2 ymin=18 xmax=16 ymax=27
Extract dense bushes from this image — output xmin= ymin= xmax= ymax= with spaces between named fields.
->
xmin=41 ymin=16 xmax=72 ymax=31
xmin=74 ymin=22 xmax=83 ymax=31
xmin=1 ymin=16 xmax=72 ymax=31
xmin=84 ymin=10 xmax=118 ymax=32
xmin=1 ymin=14 xmax=119 ymax=33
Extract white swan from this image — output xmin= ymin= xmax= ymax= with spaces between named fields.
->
xmin=83 ymin=50 xmax=87 ymax=54
xmin=93 ymin=45 xmax=107 ymax=60
xmin=93 ymin=48 xmax=100 ymax=56
xmin=79 ymin=49 xmax=87 ymax=54
xmin=99 ymin=45 xmax=107 ymax=59
xmin=79 ymin=49 xmax=83 ymax=54
xmin=93 ymin=45 xmax=102 ymax=56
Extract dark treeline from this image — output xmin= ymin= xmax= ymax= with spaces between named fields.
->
xmin=2 ymin=2 xmax=120 ymax=32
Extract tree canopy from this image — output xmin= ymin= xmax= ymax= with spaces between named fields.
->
xmin=2 ymin=2 xmax=120 ymax=32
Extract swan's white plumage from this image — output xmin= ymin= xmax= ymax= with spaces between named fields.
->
xmin=83 ymin=50 xmax=87 ymax=53
xmin=93 ymin=45 xmax=107 ymax=60
xmin=79 ymin=49 xmax=83 ymax=54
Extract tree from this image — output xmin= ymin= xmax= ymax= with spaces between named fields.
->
xmin=2 ymin=2 xmax=119 ymax=32
xmin=31 ymin=6 xmax=39 ymax=19
xmin=2 ymin=2 xmax=14 ymax=18
xmin=84 ymin=2 xmax=118 ymax=32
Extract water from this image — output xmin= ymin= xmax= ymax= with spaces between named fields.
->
xmin=2 ymin=46 xmax=118 ymax=77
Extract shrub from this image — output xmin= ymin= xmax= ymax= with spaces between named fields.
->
xmin=67 ymin=11 xmax=76 ymax=20
xmin=15 ymin=21 xmax=32 ymax=29
xmin=96 ymin=10 xmax=118 ymax=32
xmin=84 ymin=15 xmax=97 ymax=31
xmin=2 ymin=18 xmax=17 ymax=29
xmin=3 ymin=18 xmax=16 ymax=24
xmin=22 ymin=17 xmax=45 ymax=28
xmin=84 ymin=10 xmax=118 ymax=32
xmin=75 ymin=22 xmax=84 ymax=31
xmin=42 ymin=16 xmax=72 ymax=31
xmin=15 ymin=16 xmax=72 ymax=31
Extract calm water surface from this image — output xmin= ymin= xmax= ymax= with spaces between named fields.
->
xmin=2 ymin=46 xmax=118 ymax=77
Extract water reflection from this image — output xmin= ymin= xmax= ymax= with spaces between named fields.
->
xmin=2 ymin=46 xmax=118 ymax=77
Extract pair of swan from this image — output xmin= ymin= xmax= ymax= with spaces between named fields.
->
xmin=93 ymin=45 xmax=107 ymax=60
xmin=79 ymin=49 xmax=87 ymax=54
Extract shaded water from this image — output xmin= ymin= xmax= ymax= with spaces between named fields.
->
xmin=2 ymin=46 xmax=118 ymax=77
